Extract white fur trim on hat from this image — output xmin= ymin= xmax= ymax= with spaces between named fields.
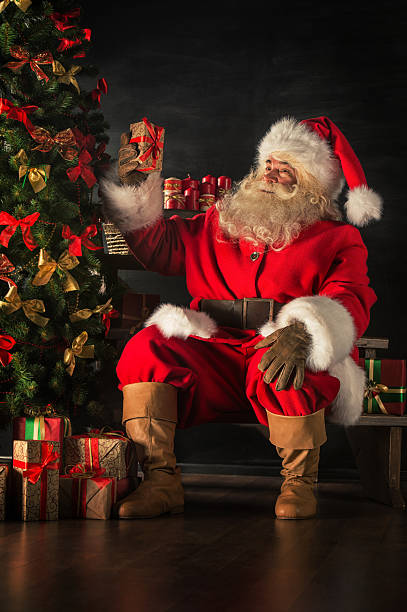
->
xmin=258 ymin=295 xmax=356 ymax=372
xmin=345 ymin=185 xmax=383 ymax=227
xmin=256 ymin=116 xmax=343 ymax=199
xmin=144 ymin=304 xmax=218 ymax=339
xmin=101 ymin=172 xmax=164 ymax=233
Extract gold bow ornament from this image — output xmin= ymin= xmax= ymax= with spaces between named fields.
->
xmin=14 ymin=149 xmax=50 ymax=193
xmin=0 ymin=0 xmax=31 ymax=13
xmin=364 ymin=380 xmax=389 ymax=414
xmin=69 ymin=297 xmax=112 ymax=322
xmin=0 ymin=285 xmax=49 ymax=327
xmin=64 ymin=331 xmax=94 ymax=376
xmin=52 ymin=60 xmax=81 ymax=94
xmin=32 ymin=248 xmax=79 ymax=292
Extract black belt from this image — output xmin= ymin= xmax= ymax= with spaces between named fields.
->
xmin=199 ymin=298 xmax=283 ymax=330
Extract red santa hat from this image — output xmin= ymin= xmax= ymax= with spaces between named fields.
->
xmin=256 ymin=116 xmax=382 ymax=226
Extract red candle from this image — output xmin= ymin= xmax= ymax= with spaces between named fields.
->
xmin=217 ymin=176 xmax=232 ymax=190
xmin=184 ymin=187 xmax=199 ymax=210
xmin=182 ymin=177 xmax=191 ymax=191
xmin=199 ymin=181 xmax=216 ymax=195
xmin=164 ymin=177 xmax=182 ymax=192
xmin=188 ymin=179 xmax=199 ymax=190
xmin=202 ymin=174 xmax=217 ymax=187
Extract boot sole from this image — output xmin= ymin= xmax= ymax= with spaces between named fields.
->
xmin=116 ymin=505 xmax=184 ymax=519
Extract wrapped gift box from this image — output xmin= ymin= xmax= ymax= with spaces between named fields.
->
xmin=120 ymin=292 xmax=160 ymax=332
xmin=13 ymin=440 xmax=60 ymax=521
xmin=129 ymin=117 xmax=164 ymax=173
xmin=359 ymin=358 xmax=407 ymax=415
xmin=63 ymin=432 xmax=137 ymax=480
xmin=0 ymin=464 xmax=9 ymax=520
xmin=13 ymin=415 xmax=71 ymax=470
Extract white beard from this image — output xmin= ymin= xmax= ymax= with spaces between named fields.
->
xmin=216 ymin=173 xmax=337 ymax=250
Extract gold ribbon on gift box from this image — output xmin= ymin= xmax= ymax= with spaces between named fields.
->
xmin=14 ymin=149 xmax=50 ymax=193
xmin=32 ymin=248 xmax=79 ymax=292
xmin=364 ymin=381 xmax=390 ymax=414
xmin=64 ymin=331 xmax=94 ymax=376
xmin=0 ymin=285 xmax=49 ymax=327
xmin=69 ymin=297 xmax=113 ymax=323
xmin=363 ymin=359 xmax=407 ymax=414
xmin=0 ymin=0 xmax=31 ymax=13
xmin=52 ymin=60 xmax=81 ymax=94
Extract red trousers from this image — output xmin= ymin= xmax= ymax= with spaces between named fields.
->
xmin=116 ymin=325 xmax=340 ymax=428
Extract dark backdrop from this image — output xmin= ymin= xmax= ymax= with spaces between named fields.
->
xmin=2 ymin=1 xmax=407 ymax=474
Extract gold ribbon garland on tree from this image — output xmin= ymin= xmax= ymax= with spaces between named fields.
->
xmin=14 ymin=149 xmax=50 ymax=193
xmin=32 ymin=248 xmax=79 ymax=292
xmin=0 ymin=285 xmax=49 ymax=327
xmin=52 ymin=60 xmax=81 ymax=94
xmin=69 ymin=297 xmax=113 ymax=323
xmin=64 ymin=331 xmax=94 ymax=376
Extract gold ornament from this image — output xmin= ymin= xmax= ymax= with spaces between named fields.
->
xmin=69 ymin=298 xmax=113 ymax=322
xmin=0 ymin=285 xmax=49 ymax=327
xmin=64 ymin=331 xmax=95 ymax=376
xmin=0 ymin=0 xmax=31 ymax=14
xmin=15 ymin=149 xmax=50 ymax=193
xmin=52 ymin=60 xmax=81 ymax=94
xmin=32 ymin=249 xmax=79 ymax=292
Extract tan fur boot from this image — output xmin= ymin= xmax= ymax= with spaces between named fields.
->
xmin=267 ymin=410 xmax=327 ymax=520
xmin=115 ymin=382 xmax=184 ymax=519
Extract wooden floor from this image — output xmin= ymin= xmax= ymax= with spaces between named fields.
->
xmin=1 ymin=474 xmax=407 ymax=612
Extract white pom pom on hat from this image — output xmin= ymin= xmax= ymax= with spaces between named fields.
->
xmin=256 ymin=116 xmax=382 ymax=226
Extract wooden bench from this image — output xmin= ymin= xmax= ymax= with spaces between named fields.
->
xmin=347 ymin=337 xmax=407 ymax=509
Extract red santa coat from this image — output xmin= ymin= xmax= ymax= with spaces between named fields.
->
xmin=107 ymin=174 xmax=376 ymax=426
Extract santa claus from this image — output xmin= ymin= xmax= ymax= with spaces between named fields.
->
xmin=102 ymin=116 xmax=382 ymax=520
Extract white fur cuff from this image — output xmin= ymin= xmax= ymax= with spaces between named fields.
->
xmin=258 ymin=295 xmax=356 ymax=372
xmin=145 ymin=304 xmax=218 ymax=339
xmin=101 ymin=172 xmax=164 ymax=233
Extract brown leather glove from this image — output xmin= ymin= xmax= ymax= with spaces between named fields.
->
xmin=118 ymin=132 xmax=146 ymax=186
xmin=254 ymin=320 xmax=311 ymax=391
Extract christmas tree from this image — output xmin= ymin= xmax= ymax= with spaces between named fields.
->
xmin=0 ymin=0 xmax=120 ymax=427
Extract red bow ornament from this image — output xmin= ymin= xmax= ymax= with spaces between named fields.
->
xmin=62 ymin=224 xmax=102 ymax=256
xmin=22 ymin=442 xmax=59 ymax=484
xmin=130 ymin=117 xmax=164 ymax=172
xmin=91 ymin=78 xmax=108 ymax=107
xmin=30 ymin=126 xmax=77 ymax=161
xmin=0 ymin=98 xmax=38 ymax=135
xmin=50 ymin=8 xmax=80 ymax=31
xmin=4 ymin=46 xmax=53 ymax=82
xmin=72 ymin=127 xmax=96 ymax=152
xmin=0 ymin=253 xmax=16 ymax=286
xmin=102 ymin=308 xmax=120 ymax=337
xmin=0 ymin=333 xmax=15 ymax=367
xmin=57 ymin=28 xmax=91 ymax=53
xmin=66 ymin=149 xmax=96 ymax=188
xmin=0 ymin=211 xmax=39 ymax=250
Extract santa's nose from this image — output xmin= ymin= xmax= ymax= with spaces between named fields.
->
xmin=263 ymin=171 xmax=278 ymax=183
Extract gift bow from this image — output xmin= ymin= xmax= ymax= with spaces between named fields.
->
xmin=15 ymin=149 xmax=50 ymax=193
xmin=66 ymin=463 xmax=106 ymax=478
xmin=30 ymin=126 xmax=77 ymax=161
xmin=57 ymin=28 xmax=91 ymax=52
xmin=69 ymin=297 xmax=113 ymax=323
xmin=0 ymin=333 xmax=15 ymax=367
xmin=0 ymin=98 xmax=38 ymax=135
xmin=62 ymin=224 xmax=102 ymax=256
xmin=91 ymin=78 xmax=107 ymax=106
xmin=0 ymin=0 xmax=31 ymax=13
xmin=131 ymin=117 xmax=164 ymax=172
xmin=0 ymin=211 xmax=39 ymax=250
xmin=72 ymin=127 xmax=96 ymax=152
xmin=52 ymin=60 xmax=81 ymax=94
xmin=364 ymin=380 xmax=390 ymax=415
xmin=0 ymin=285 xmax=49 ymax=327
xmin=0 ymin=253 xmax=16 ymax=286
xmin=22 ymin=442 xmax=59 ymax=484
xmin=32 ymin=248 xmax=79 ymax=292
xmin=50 ymin=8 xmax=80 ymax=31
xmin=66 ymin=149 xmax=96 ymax=188
xmin=64 ymin=331 xmax=94 ymax=376
xmin=4 ymin=46 xmax=53 ymax=82
xmin=102 ymin=307 xmax=120 ymax=336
